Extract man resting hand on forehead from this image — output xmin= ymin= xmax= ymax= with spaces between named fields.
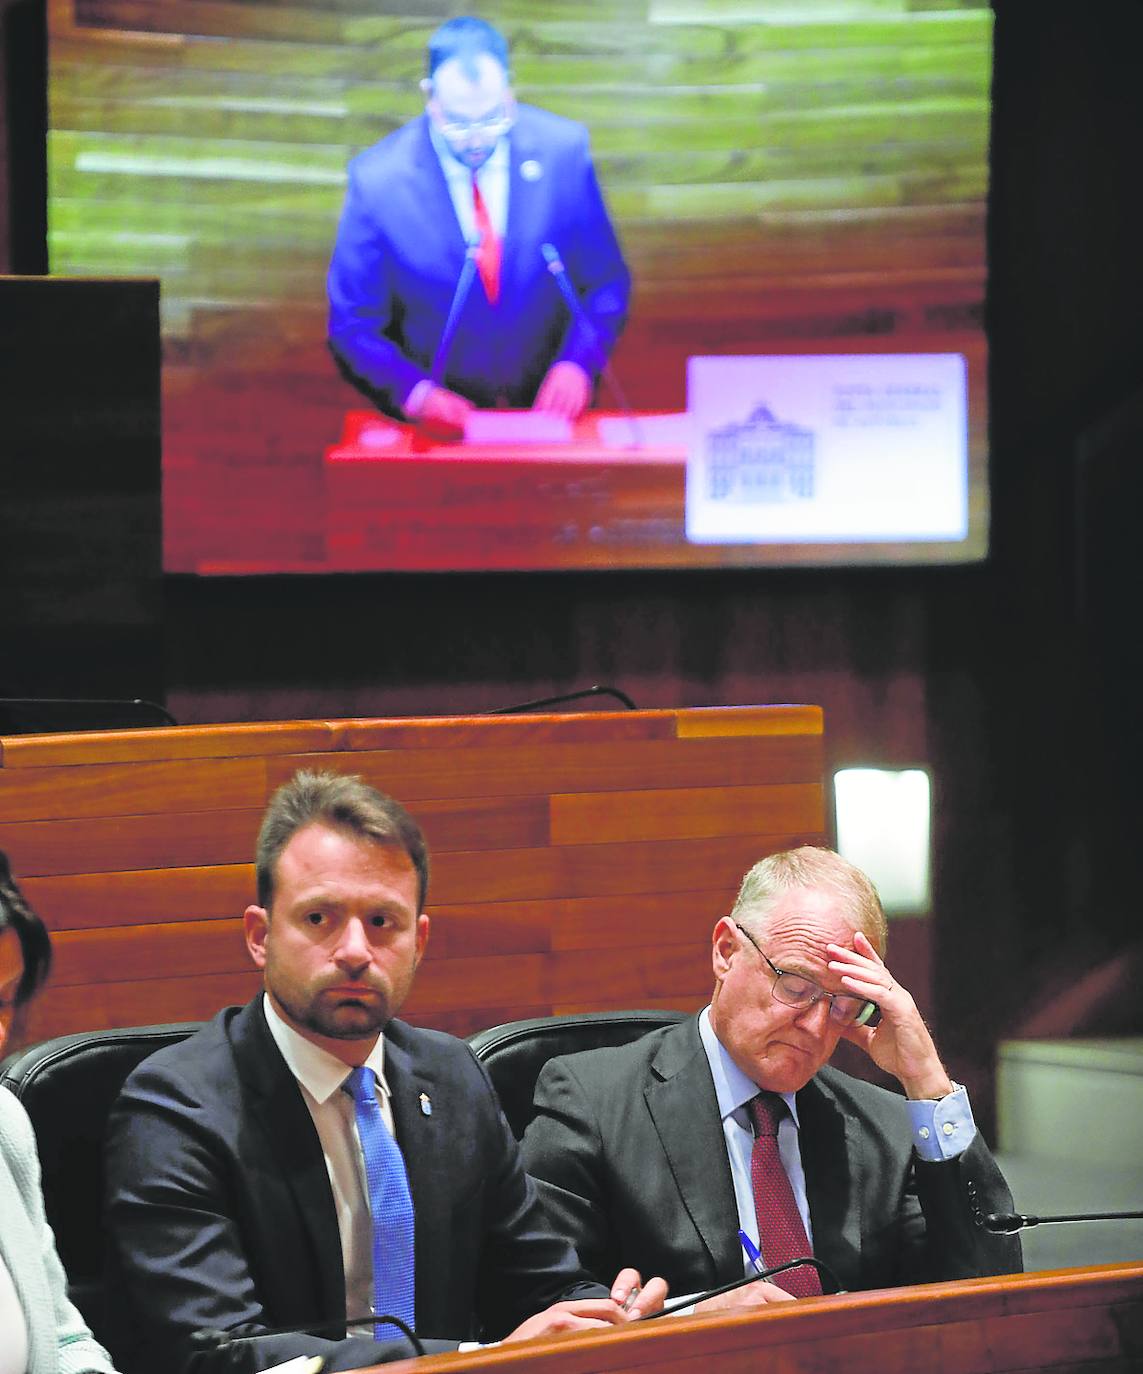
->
xmin=523 ymin=846 xmax=1022 ymax=1312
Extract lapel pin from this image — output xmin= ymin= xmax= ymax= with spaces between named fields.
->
xmin=520 ymin=159 xmax=542 ymax=182
xmin=419 ymin=1092 xmax=432 ymax=1117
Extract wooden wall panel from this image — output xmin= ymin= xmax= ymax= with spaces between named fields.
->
xmin=0 ymin=704 xmax=824 ymax=1042
xmin=0 ymin=757 xmax=267 ymax=822
xmin=19 ymin=866 xmax=252 ymax=930
xmin=0 ymin=810 xmax=265 ymax=877
xmin=549 ymin=782 xmax=824 ymax=844
xmin=262 ymin=735 xmax=823 ymax=801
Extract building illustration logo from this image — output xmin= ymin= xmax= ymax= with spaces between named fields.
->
xmin=705 ymin=404 xmax=815 ymax=503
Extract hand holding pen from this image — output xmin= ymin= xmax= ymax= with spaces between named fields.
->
xmin=609 ymin=1265 xmax=668 ymax=1318
xmin=687 ymin=1233 xmax=796 ymax=1313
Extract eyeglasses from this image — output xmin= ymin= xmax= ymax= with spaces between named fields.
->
xmin=435 ymin=107 xmax=514 ymax=141
xmin=732 ymin=921 xmax=878 ymax=1027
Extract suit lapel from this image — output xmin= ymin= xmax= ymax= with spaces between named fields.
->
xmin=644 ymin=1019 xmax=741 ymax=1280
xmin=229 ymin=1002 xmax=348 ymax=1319
xmin=502 ymin=111 xmax=546 ymax=305
xmin=414 ymin=113 xmax=471 ymax=270
xmin=797 ymin=1074 xmax=863 ymax=1289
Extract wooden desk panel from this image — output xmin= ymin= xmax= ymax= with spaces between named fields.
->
xmin=0 ymin=705 xmax=825 ymax=1042
xmin=365 ymin=1264 xmax=1143 ymax=1374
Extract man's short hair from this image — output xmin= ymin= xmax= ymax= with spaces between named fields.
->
xmin=0 ymin=850 xmax=53 ymax=1006
xmin=426 ymin=16 xmax=510 ymax=81
xmin=730 ymin=846 xmax=888 ymax=955
xmin=256 ymin=770 xmax=430 ymax=913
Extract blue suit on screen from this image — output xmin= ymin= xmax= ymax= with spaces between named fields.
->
xmin=327 ymin=105 xmax=631 ymax=416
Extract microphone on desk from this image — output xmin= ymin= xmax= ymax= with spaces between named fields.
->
xmin=967 ymin=1179 xmax=1143 ymax=1234
xmin=979 ymin=1208 xmax=1143 ymax=1234
xmin=191 ymin=1312 xmax=425 ymax=1358
xmin=645 ymin=1255 xmax=843 ymax=1320
xmin=540 ymin=242 xmax=642 ymax=449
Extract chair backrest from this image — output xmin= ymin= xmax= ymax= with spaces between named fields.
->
xmin=0 ymin=1022 xmax=202 ymax=1340
xmin=468 ymin=1009 xmax=689 ymax=1139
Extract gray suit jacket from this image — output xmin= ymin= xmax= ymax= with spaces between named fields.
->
xmin=522 ymin=1016 xmax=1022 ymax=1294
xmin=0 ymin=1086 xmax=117 ymax=1374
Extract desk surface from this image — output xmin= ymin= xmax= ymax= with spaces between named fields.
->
xmin=356 ymin=1263 xmax=1143 ymax=1374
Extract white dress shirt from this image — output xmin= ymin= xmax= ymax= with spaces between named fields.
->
xmin=428 ymin=122 xmax=510 ymax=242
xmin=403 ymin=126 xmax=511 ymax=416
xmin=697 ymin=1004 xmax=978 ymax=1276
xmin=262 ymin=994 xmax=393 ymax=1328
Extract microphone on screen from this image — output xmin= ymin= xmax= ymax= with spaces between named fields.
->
xmin=541 ymin=241 xmax=643 ymax=449
xmin=415 ymin=240 xmax=482 ymax=442
xmin=430 ymin=239 xmax=481 ymax=392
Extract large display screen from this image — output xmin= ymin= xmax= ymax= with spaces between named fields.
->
xmin=47 ymin=2 xmax=993 ymax=573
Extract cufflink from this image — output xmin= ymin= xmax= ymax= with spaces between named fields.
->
xmin=419 ymin=1092 xmax=432 ymax=1117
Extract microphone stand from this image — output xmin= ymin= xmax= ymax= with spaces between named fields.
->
xmin=192 ymin=1312 xmax=425 ymax=1358
xmin=431 ymin=243 xmax=480 ymax=391
xmin=969 ymin=1180 xmax=1143 ymax=1235
xmin=980 ymin=1209 xmax=1143 ymax=1234
xmin=486 ymin=684 xmax=637 ymax=715
xmin=541 ymin=241 xmax=643 ymax=450
xmin=644 ymin=1256 xmax=842 ymax=1320
xmin=417 ymin=241 xmax=480 ymax=443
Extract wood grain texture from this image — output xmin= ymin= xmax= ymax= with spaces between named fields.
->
xmin=0 ymin=757 xmax=267 ymax=822
xmin=549 ymin=782 xmax=825 ymax=844
xmin=366 ymin=1263 xmax=1143 ymax=1374
xmin=0 ymin=705 xmax=825 ymax=1040
xmin=0 ymin=720 xmax=337 ymax=768
xmin=264 ymin=734 xmax=824 ymax=802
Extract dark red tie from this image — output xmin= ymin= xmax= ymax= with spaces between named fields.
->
xmin=471 ymin=174 xmax=500 ymax=304
xmin=749 ymin=1093 xmax=822 ymax=1297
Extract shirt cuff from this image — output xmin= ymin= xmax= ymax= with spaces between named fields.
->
xmin=907 ymin=1083 xmax=977 ymax=1160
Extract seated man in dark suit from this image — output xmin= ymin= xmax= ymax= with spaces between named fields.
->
xmin=105 ymin=770 xmax=664 ymax=1373
xmin=327 ymin=16 xmax=630 ymax=429
xmin=523 ymin=847 xmax=1022 ymax=1310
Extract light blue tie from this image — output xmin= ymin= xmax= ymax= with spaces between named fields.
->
xmin=344 ymin=1065 xmax=416 ymax=1338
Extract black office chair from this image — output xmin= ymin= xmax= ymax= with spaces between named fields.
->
xmin=468 ymin=1009 xmax=689 ymax=1140
xmin=0 ymin=1022 xmax=202 ymax=1344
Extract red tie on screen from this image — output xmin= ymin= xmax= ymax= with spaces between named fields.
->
xmin=471 ymin=174 xmax=500 ymax=304
xmin=749 ymin=1093 xmax=823 ymax=1297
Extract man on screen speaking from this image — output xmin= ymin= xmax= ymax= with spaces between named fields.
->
xmin=327 ymin=17 xmax=630 ymax=429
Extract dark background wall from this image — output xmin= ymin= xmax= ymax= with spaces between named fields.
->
xmin=3 ymin=0 xmax=1142 ymax=1129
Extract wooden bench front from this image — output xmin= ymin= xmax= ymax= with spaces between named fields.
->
xmin=0 ymin=706 xmax=826 ymax=1043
